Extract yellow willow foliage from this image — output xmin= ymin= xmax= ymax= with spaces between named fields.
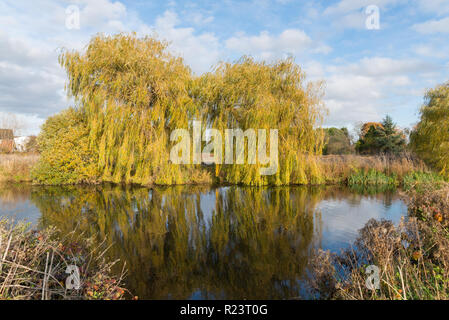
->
xmin=411 ymin=82 xmax=449 ymax=177
xmin=32 ymin=108 xmax=99 ymax=185
xmin=58 ymin=33 xmax=200 ymax=185
xmin=41 ymin=33 xmax=326 ymax=186
xmin=195 ymin=57 xmax=326 ymax=186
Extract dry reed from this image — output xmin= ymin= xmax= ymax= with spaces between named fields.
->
xmin=318 ymin=153 xmax=429 ymax=184
xmin=0 ymin=154 xmax=39 ymax=183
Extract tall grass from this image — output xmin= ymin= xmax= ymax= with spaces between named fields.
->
xmin=402 ymin=171 xmax=445 ymax=190
xmin=0 ymin=154 xmax=39 ymax=183
xmin=348 ymin=169 xmax=397 ymax=186
xmin=0 ymin=152 xmax=441 ymax=188
xmin=318 ymin=154 xmax=433 ymax=187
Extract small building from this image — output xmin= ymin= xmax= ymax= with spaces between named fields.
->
xmin=0 ymin=129 xmax=15 ymax=153
xmin=14 ymin=136 xmax=32 ymax=152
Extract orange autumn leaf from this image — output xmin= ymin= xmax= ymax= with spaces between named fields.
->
xmin=434 ymin=212 xmax=443 ymax=222
xmin=412 ymin=251 xmax=421 ymax=261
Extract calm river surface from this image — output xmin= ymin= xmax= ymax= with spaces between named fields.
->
xmin=0 ymin=184 xmax=407 ymax=299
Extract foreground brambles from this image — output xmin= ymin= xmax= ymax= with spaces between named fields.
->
xmin=0 ymin=219 xmax=128 ymax=300
xmin=0 ymin=154 xmax=39 ymax=183
xmin=307 ymin=184 xmax=449 ymax=300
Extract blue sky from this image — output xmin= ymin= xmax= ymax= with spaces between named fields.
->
xmin=0 ymin=0 xmax=448 ymax=135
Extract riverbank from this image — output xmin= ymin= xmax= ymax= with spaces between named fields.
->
xmin=307 ymin=183 xmax=449 ymax=300
xmin=21 ymin=153 xmax=445 ymax=187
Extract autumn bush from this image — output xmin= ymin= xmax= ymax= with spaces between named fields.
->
xmin=32 ymin=108 xmax=99 ymax=185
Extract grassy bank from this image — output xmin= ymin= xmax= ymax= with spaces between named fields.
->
xmin=1 ymin=152 xmax=443 ymax=188
xmin=0 ymin=154 xmax=39 ymax=183
xmin=307 ymin=183 xmax=449 ymax=300
xmin=0 ymin=218 xmax=128 ymax=300
xmin=319 ymin=154 xmax=442 ymax=188
xmin=31 ymin=153 xmax=443 ymax=187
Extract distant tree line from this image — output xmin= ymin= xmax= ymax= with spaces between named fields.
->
xmin=323 ymin=115 xmax=407 ymax=156
xmin=322 ymin=127 xmax=353 ymax=155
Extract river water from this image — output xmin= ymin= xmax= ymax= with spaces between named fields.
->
xmin=0 ymin=183 xmax=406 ymax=299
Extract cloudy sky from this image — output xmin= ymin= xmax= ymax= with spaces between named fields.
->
xmin=0 ymin=0 xmax=448 ymax=135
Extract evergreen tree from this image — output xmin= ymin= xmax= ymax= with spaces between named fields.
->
xmin=377 ymin=115 xmax=406 ymax=154
xmin=356 ymin=115 xmax=406 ymax=155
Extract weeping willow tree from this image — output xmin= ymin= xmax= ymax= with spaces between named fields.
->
xmin=410 ymin=82 xmax=449 ymax=177
xmin=195 ymin=57 xmax=326 ymax=186
xmin=36 ymin=33 xmax=326 ymax=186
xmin=58 ymin=33 xmax=202 ymax=185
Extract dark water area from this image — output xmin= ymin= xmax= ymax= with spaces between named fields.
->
xmin=0 ymin=183 xmax=407 ymax=299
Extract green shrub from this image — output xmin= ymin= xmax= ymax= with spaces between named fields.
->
xmin=32 ymin=108 xmax=99 ymax=185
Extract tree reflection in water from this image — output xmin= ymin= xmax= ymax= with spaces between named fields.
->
xmin=28 ymin=184 xmax=401 ymax=299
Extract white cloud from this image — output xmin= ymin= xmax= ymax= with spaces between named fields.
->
xmin=412 ymin=17 xmax=449 ymax=34
xmin=0 ymin=0 xmax=136 ymax=134
xmin=337 ymin=57 xmax=437 ymax=76
xmin=323 ymin=0 xmax=405 ymax=30
xmin=153 ymin=10 xmax=221 ymax=74
xmin=318 ymin=57 xmax=437 ymax=127
xmin=185 ymin=12 xmax=214 ymax=26
xmin=225 ymin=29 xmax=331 ymax=61
xmin=414 ymin=44 xmax=449 ymax=59
xmin=0 ymin=3 xmax=222 ymax=133
xmin=78 ymin=0 xmax=127 ymax=29
xmin=416 ymin=0 xmax=449 ymax=15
